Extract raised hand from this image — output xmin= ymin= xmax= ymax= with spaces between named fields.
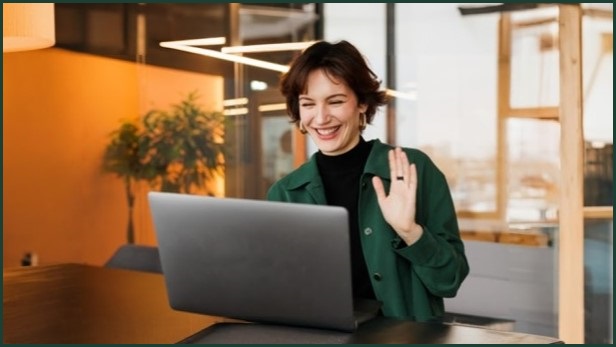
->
xmin=372 ymin=147 xmax=423 ymax=245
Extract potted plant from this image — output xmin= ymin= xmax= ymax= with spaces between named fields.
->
xmin=103 ymin=92 xmax=225 ymax=243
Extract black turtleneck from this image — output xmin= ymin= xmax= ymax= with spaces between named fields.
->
xmin=316 ymin=137 xmax=376 ymax=300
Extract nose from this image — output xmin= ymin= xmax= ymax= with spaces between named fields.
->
xmin=313 ymin=104 xmax=330 ymax=124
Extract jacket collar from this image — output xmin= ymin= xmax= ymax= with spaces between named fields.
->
xmin=286 ymin=139 xmax=395 ymax=192
xmin=284 ymin=151 xmax=326 ymax=204
xmin=362 ymin=139 xmax=395 ymax=181
xmin=286 ymin=152 xmax=322 ymax=190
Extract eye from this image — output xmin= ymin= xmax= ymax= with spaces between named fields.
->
xmin=300 ymin=102 xmax=315 ymax=108
xmin=329 ymin=100 xmax=344 ymax=105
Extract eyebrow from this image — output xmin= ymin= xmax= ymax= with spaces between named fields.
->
xmin=298 ymin=93 xmax=348 ymax=100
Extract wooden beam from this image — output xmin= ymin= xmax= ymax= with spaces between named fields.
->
xmin=558 ymin=4 xmax=585 ymax=344
xmin=583 ymin=206 xmax=613 ymax=220
xmin=507 ymin=107 xmax=559 ymax=120
xmin=583 ymin=8 xmax=613 ymax=20
xmin=496 ymin=13 xmax=512 ymax=223
xmin=603 ymin=33 xmax=613 ymax=53
xmin=513 ymin=17 xmax=557 ymax=29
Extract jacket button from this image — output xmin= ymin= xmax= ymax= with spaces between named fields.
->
xmin=361 ymin=181 xmax=367 ymax=189
xmin=373 ymin=273 xmax=382 ymax=281
xmin=363 ymin=227 xmax=373 ymax=236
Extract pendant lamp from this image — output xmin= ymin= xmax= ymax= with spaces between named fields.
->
xmin=3 ymin=3 xmax=55 ymax=53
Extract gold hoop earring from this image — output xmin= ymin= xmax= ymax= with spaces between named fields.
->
xmin=298 ymin=122 xmax=307 ymax=134
xmin=359 ymin=113 xmax=367 ymax=130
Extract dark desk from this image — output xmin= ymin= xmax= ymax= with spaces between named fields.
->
xmin=3 ymin=263 xmax=222 ymax=344
xmin=3 ymin=264 xmax=563 ymax=344
xmin=182 ymin=318 xmax=564 ymax=344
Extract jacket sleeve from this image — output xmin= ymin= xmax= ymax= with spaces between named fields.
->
xmin=394 ymin=154 xmax=469 ymax=298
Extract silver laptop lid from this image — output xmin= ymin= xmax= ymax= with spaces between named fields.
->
xmin=149 ymin=192 xmax=356 ymax=332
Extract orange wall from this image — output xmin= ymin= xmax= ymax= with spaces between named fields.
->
xmin=3 ymin=48 xmax=223 ymax=268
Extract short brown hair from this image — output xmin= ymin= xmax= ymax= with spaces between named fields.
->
xmin=280 ymin=40 xmax=388 ymax=128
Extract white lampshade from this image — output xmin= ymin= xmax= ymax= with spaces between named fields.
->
xmin=3 ymin=3 xmax=55 ymax=53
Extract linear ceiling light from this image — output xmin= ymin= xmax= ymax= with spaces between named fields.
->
xmin=385 ymin=88 xmax=417 ymax=101
xmin=222 ymin=97 xmax=249 ymax=107
xmin=239 ymin=6 xmax=313 ymax=18
xmin=223 ymin=107 xmax=249 ymax=116
xmin=221 ymin=41 xmax=316 ymax=54
xmin=166 ymin=37 xmax=227 ymax=47
xmin=161 ymin=38 xmax=416 ymax=101
xmin=160 ymin=40 xmax=289 ymax=73
xmin=258 ymin=103 xmax=287 ymax=112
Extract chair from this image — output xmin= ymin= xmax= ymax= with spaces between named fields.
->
xmin=104 ymin=244 xmax=163 ymax=274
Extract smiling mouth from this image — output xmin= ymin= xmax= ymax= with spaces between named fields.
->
xmin=315 ymin=126 xmax=340 ymax=136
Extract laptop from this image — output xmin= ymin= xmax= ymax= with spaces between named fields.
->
xmin=148 ymin=192 xmax=381 ymax=333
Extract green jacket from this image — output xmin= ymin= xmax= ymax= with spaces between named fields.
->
xmin=267 ymin=139 xmax=469 ymax=321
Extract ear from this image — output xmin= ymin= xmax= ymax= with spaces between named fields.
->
xmin=359 ymin=103 xmax=368 ymax=114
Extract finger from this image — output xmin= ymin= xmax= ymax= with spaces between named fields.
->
xmin=395 ymin=147 xmax=404 ymax=179
xmin=409 ymin=163 xmax=417 ymax=188
xmin=388 ymin=149 xmax=397 ymax=181
xmin=399 ymin=149 xmax=411 ymax=185
xmin=372 ymin=176 xmax=387 ymax=204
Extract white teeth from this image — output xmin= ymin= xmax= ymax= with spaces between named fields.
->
xmin=316 ymin=127 xmax=339 ymax=135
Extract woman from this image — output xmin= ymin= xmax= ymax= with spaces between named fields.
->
xmin=267 ymin=40 xmax=469 ymax=322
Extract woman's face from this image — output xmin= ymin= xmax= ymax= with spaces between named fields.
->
xmin=298 ymin=69 xmax=367 ymax=156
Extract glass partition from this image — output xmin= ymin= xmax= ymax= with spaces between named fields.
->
xmin=393 ymin=3 xmax=560 ymax=339
xmin=224 ymin=3 xmax=318 ymax=199
xmin=395 ymin=4 xmax=500 ymax=218
xmin=510 ymin=7 xmax=560 ymax=108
